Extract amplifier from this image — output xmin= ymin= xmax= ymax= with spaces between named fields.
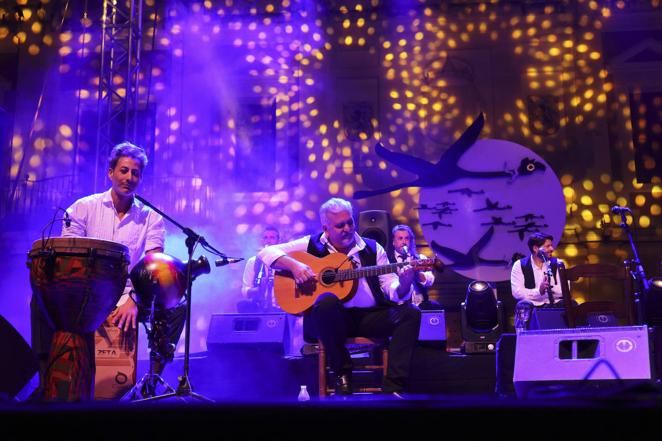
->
xmin=514 ymin=325 xmax=652 ymax=397
xmin=419 ymin=310 xmax=446 ymax=342
xmin=94 ymin=317 xmax=137 ymax=400
xmin=207 ymin=313 xmax=287 ymax=352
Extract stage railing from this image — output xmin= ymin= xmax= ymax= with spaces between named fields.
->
xmin=3 ymin=174 xmax=73 ymax=219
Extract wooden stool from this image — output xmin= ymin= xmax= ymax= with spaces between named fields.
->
xmin=318 ymin=337 xmax=389 ymax=398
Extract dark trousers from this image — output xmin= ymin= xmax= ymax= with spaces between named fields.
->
xmin=310 ymin=293 xmax=421 ymax=393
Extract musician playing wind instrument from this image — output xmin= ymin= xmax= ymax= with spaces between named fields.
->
xmin=510 ymin=232 xmax=564 ymax=329
xmin=258 ymin=198 xmax=421 ymax=398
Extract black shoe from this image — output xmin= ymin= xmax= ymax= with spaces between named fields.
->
xmin=334 ymin=374 xmax=353 ymax=396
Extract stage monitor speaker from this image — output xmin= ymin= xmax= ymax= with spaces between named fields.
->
xmin=419 ymin=310 xmax=446 ymax=342
xmin=529 ymin=308 xmax=567 ymax=330
xmin=207 ymin=313 xmax=287 ymax=353
xmin=0 ymin=315 xmax=38 ymax=399
xmin=358 ymin=210 xmax=391 ymax=249
xmin=514 ymin=326 xmax=652 ymax=397
xmin=586 ymin=312 xmax=618 ymax=327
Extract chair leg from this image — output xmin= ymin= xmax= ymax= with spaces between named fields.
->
xmin=382 ymin=348 xmax=388 ymax=377
xmin=318 ymin=343 xmax=327 ymax=398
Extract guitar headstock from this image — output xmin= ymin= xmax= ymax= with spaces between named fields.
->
xmin=412 ymin=256 xmax=442 ymax=272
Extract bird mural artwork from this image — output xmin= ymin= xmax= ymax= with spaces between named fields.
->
xmin=353 ymin=112 xmax=566 ymax=281
xmin=353 ymin=113 xmax=547 ymax=200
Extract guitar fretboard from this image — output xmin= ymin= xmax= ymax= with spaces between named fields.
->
xmin=333 ymin=260 xmax=421 ymax=282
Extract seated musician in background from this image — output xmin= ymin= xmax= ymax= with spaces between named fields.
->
xmin=237 ymin=226 xmax=282 ymax=313
xmin=387 ymin=224 xmax=438 ymax=310
xmin=258 ymin=198 xmax=421 ymax=398
xmin=510 ymin=232 xmax=564 ymax=329
xmin=31 ymin=142 xmax=183 ymax=391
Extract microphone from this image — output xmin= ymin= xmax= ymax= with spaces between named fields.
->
xmin=215 ymin=256 xmax=244 ymax=267
xmin=611 ymin=205 xmax=632 ymax=215
xmin=64 ymin=211 xmax=72 ymax=228
xmin=401 ymin=245 xmax=410 ymax=258
xmin=537 ymin=250 xmax=547 ymax=262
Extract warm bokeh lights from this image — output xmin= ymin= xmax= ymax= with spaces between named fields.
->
xmin=2 ymin=0 xmax=662 ymax=322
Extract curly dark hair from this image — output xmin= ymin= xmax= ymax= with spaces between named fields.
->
xmin=527 ymin=232 xmax=553 ymax=252
xmin=108 ymin=142 xmax=148 ymax=171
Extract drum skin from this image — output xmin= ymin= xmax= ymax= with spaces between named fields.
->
xmin=28 ymin=237 xmax=129 ymax=334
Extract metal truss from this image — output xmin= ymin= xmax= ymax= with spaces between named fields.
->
xmin=95 ymin=0 xmax=144 ymax=191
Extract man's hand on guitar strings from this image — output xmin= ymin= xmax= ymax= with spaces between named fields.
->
xmin=397 ymin=264 xmax=416 ymax=289
xmin=291 ymin=260 xmax=318 ymax=285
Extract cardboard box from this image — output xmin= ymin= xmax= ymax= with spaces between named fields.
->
xmin=94 ymin=318 xmax=137 ymax=400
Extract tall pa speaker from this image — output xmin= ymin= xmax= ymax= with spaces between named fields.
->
xmin=358 ymin=210 xmax=391 ymax=249
xmin=514 ymin=326 xmax=652 ymax=397
xmin=0 ymin=315 xmax=38 ymax=400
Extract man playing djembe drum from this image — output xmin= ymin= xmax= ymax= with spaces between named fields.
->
xmin=30 ymin=142 xmax=185 ymax=397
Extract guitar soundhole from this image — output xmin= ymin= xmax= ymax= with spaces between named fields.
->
xmin=320 ymin=269 xmax=337 ymax=286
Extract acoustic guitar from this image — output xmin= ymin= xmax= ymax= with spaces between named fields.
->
xmin=273 ymin=251 xmax=437 ymax=314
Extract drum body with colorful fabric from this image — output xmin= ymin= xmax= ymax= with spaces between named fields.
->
xmin=28 ymin=237 xmax=129 ymax=401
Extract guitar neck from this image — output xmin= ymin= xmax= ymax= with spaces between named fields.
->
xmin=335 ymin=261 xmax=412 ymax=282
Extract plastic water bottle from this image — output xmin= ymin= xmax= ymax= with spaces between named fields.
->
xmin=514 ymin=301 xmax=532 ymax=333
xmin=297 ymin=385 xmax=310 ymax=402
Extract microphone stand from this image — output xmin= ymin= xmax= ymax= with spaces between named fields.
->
xmin=132 ymin=195 xmax=229 ymax=403
xmin=615 ymin=209 xmax=648 ymax=325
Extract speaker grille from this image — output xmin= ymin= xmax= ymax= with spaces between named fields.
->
xmin=358 ymin=210 xmax=391 ymax=249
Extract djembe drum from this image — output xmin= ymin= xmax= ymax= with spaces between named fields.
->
xmin=28 ymin=237 xmax=129 ymax=401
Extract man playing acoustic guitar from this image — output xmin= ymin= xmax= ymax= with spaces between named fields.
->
xmin=258 ymin=198 xmax=423 ymax=398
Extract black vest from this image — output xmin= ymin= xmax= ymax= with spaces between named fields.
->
xmin=521 ymin=256 xmax=559 ymax=289
xmin=307 ymin=233 xmax=395 ymax=307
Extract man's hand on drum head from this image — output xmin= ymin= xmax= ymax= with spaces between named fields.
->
xmin=110 ymin=297 xmax=138 ymax=332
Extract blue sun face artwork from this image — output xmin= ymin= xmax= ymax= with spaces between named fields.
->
xmin=354 ymin=114 xmax=566 ymax=282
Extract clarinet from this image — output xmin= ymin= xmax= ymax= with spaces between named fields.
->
xmin=253 ymin=264 xmax=266 ymax=309
xmin=544 ymin=263 xmax=555 ymax=305
xmin=539 ymin=251 xmax=555 ymax=305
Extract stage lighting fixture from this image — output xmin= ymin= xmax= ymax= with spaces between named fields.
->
xmin=461 ymin=280 xmax=503 ymax=354
xmin=643 ymin=277 xmax=662 ymax=326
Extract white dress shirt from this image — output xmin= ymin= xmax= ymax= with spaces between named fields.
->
xmin=258 ymin=232 xmax=412 ymax=308
xmin=394 ymin=253 xmax=435 ymax=306
xmin=62 ymin=189 xmax=166 ymax=304
xmin=241 ymin=254 xmax=277 ymax=308
xmin=510 ymin=255 xmax=564 ymax=306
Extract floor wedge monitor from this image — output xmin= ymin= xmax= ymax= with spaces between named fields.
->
xmin=207 ymin=313 xmax=287 ymax=353
xmin=514 ymin=325 xmax=652 ymax=397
